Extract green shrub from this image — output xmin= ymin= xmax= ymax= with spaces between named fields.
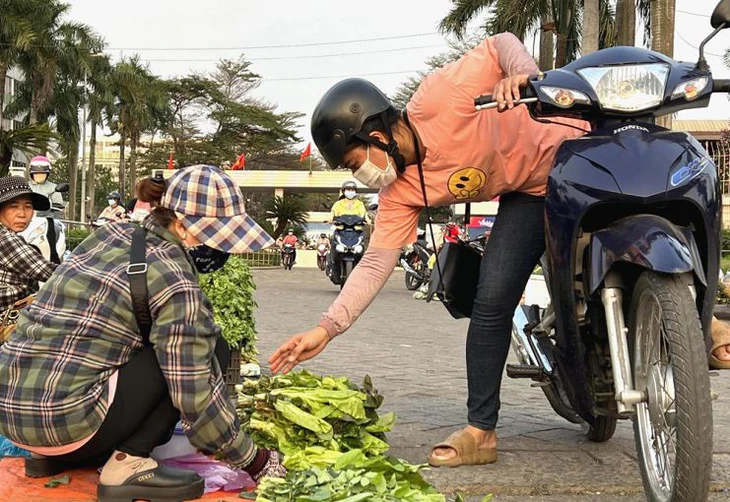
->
xmin=66 ymin=227 xmax=91 ymax=251
xmin=199 ymin=256 xmax=258 ymax=361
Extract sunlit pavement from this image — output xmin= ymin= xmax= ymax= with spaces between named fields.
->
xmin=253 ymin=267 xmax=730 ymax=500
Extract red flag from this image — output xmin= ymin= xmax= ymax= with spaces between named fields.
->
xmin=231 ymin=152 xmax=246 ymax=171
xmin=299 ymin=142 xmax=312 ymax=162
xmin=167 ymin=151 xmax=174 ymax=169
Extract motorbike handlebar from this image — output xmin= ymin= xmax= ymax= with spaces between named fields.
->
xmin=474 ymin=85 xmax=538 ymax=110
xmin=713 ymin=79 xmax=730 ymax=93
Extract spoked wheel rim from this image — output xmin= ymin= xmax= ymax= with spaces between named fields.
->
xmin=634 ymin=292 xmax=677 ymax=502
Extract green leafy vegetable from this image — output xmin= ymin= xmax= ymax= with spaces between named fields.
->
xmin=256 ymin=449 xmax=445 ymax=502
xmin=44 ymin=475 xmax=70 ymax=488
xmin=199 ymin=256 xmax=258 ymax=360
xmin=238 ymin=370 xmax=393 ymax=457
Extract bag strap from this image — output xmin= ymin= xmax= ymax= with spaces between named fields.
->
xmin=128 ymin=225 xmax=152 ymax=347
xmin=402 ymin=110 xmax=446 ymax=299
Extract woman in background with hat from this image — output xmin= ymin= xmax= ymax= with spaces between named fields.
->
xmin=0 ymin=176 xmax=57 ymax=342
xmin=0 ymin=165 xmax=281 ymax=502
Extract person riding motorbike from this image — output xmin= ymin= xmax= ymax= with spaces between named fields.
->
xmin=27 ymin=156 xmax=64 ymax=218
xmin=269 ymin=33 xmax=589 ymax=468
xmin=281 ymin=229 xmax=298 ymax=265
xmin=316 ymin=233 xmax=331 ymax=248
xmin=329 ymin=181 xmax=368 ymax=222
xmin=0 ymin=177 xmax=57 ymax=343
xmin=0 ymin=166 xmax=283 ymax=501
xmin=96 ymin=191 xmax=127 ymax=224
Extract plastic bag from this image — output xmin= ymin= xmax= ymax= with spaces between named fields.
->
xmin=161 ymin=452 xmax=256 ymax=494
xmin=0 ymin=435 xmax=30 ymax=458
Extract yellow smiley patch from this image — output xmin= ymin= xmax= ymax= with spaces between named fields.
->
xmin=447 ymin=167 xmax=487 ymax=200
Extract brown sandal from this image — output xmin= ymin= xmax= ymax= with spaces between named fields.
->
xmin=710 ymin=317 xmax=730 ymax=370
xmin=427 ymin=429 xmax=497 ymax=468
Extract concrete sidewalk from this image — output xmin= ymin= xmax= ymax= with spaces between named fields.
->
xmin=253 ymin=268 xmax=730 ymax=500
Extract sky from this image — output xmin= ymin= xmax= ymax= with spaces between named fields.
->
xmin=66 ymin=0 xmax=730 ymax=149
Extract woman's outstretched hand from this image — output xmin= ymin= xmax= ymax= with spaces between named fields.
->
xmin=268 ymin=326 xmax=330 ymax=374
xmin=493 ymin=74 xmax=531 ymax=112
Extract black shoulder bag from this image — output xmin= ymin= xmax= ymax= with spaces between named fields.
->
xmin=128 ymin=225 xmax=153 ymax=346
xmin=404 ymin=112 xmax=483 ymax=320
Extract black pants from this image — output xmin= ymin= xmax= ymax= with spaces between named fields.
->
xmin=54 ymin=338 xmax=231 ymax=462
xmin=466 ymin=193 xmax=546 ymax=430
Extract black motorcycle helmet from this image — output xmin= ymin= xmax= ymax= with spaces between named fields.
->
xmin=311 ymin=78 xmax=405 ymax=172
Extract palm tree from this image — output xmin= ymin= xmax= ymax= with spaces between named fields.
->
xmin=14 ymin=0 xmax=96 ymax=126
xmin=439 ymin=0 xmax=616 ymax=67
xmin=582 ymin=0 xmax=600 ymax=55
xmin=0 ymin=0 xmax=39 ymax=125
xmin=264 ymin=195 xmax=309 ymax=239
xmin=0 ymin=124 xmax=54 ymax=176
xmin=85 ymin=55 xmax=114 ymax=218
xmin=108 ymin=56 xmax=155 ymax=197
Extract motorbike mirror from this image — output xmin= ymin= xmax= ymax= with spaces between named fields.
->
xmin=712 ymin=0 xmax=730 ymax=28
xmin=55 ymin=183 xmax=70 ymax=193
xmin=368 ymin=203 xmax=379 ymax=211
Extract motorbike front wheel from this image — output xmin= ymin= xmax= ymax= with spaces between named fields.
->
xmin=629 ymin=272 xmax=711 ymax=502
xmin=340 ymin=260 xmax=354 ymax=290
xmin=405 ymin=267 xmax=423 ymax=291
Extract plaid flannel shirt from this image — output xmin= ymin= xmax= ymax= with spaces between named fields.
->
xmin=0 ymin=224 xmax=56 ymax=310
xmin=0 ymin=219 xmax=255 ymax=467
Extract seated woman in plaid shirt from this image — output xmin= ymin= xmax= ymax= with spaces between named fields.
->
xmin=0 ymin=176 xmax=57 ymax=342
xmin=0 ymin=166 xmax=281 ymax=502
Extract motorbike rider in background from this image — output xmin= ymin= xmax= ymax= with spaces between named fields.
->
xmin=27 ymin=156 xmax=64 ymax=218
xmin=96 ymin=191 xmax=127 ymax=224
xmin=281 ymin=229 xmax=298 ymax=264
xmin=329 ymin=181 xmax=368 ymax=222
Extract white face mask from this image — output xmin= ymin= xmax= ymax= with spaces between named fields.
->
xmin=353 ymin=145 xmax=397 ymax=189
xmin=343 ymin=190 xmax=356 ymax=200
xmin=108 ymin=199 xmax=117 ymax=207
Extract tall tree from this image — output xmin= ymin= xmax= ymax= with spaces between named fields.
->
xmin=85 ymin=55 xmax=113 ymax=218
xmin=616 ymin=0 xmax=636 ymax=46
xmin=582 ymin=0 xmax=600 ymax=55
xmin=108 ymin=56 xmax=154 ymax=197
xmin=439 ymin=0 xmax=616 ymax=67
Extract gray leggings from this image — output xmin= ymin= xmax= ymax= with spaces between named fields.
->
xmin=466 ymin=192 xmax=546 ymax=430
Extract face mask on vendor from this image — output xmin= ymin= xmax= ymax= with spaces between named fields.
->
xmin=353 ymin=144 xmax=397 ymax=189
xmin=186 ymin=244 xmax=230 ymax=274
xmin=108 ymin=199 xmax=118 ymax=207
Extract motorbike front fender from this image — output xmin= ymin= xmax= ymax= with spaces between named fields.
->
xmin=588 ymin=214 xmax=706 ymax=294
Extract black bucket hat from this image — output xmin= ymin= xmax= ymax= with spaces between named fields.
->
xmin=0 ymin=176 xmax=50 ymax=211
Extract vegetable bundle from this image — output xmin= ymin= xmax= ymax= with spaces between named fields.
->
xmin=238 ymin=371 xmax=394 ymax=457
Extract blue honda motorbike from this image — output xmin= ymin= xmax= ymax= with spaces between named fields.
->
xmin=476 ymin=2 xmax=730 ymax=500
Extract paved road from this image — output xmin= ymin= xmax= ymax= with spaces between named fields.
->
xmin=252 ymin=267 xmax=730 ymax=501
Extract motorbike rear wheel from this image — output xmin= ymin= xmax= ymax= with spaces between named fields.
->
xmin=629 ymin=272 xmax=711 ymax=502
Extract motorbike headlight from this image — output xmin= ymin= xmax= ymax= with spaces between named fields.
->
xmin=353 ymin=245 xmax=364 ymax=254
xmin=539 ymin=86 xmax=591 ymax=108
xmin=671 ymin=76 xmax=709 ymax=101
xmin=336 ymin=244 xmax=347 ymax=253
xmin=577 ymin=63 xmax=670 ymax=112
